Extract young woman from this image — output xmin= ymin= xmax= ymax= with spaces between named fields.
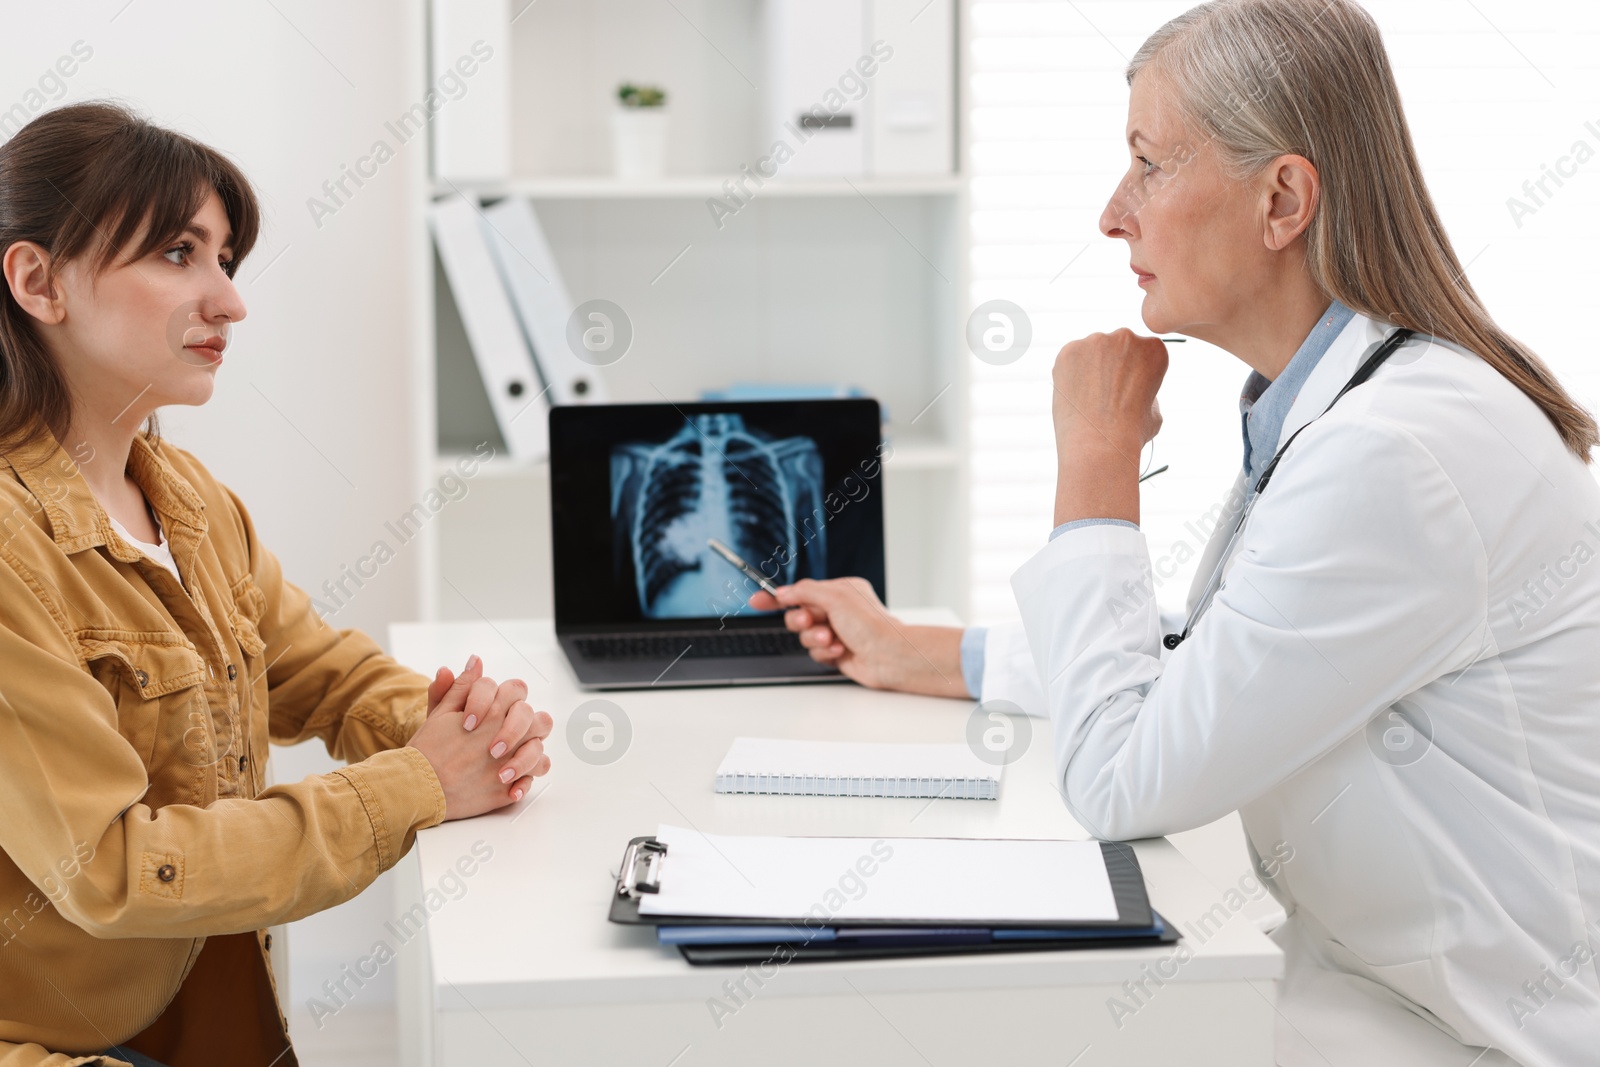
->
xmin=0 ymin=104 xmax=552 ymax=1066
xmin=756 ymin=2 xmax=1600 ymax=1065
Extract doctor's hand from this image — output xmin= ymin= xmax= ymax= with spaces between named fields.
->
xmin=409 ymin=656 xmax=554 ymax=820
xmin=748 ymin=578 xmax=968 ymax=699
xmin=1049 ymin=329 xmax=1168 ymax=527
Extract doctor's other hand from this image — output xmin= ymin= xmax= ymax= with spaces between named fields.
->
xmin=748 ymin=578 xmax=968 ymax=699
xmin=1050 ymin=329 xmax=1167 ymax=453
xmin=1049 ymin=329 xmax=1168 ymax=527
xmin=409 ymin=658 xmax=553 ymax=820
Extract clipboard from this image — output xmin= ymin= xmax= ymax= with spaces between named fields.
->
xmin=608 ymin=831 xmax=1177 ymax=966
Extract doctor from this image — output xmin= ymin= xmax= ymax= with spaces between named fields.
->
xmin=752 ymin=1 xmax=1600 ymax=1065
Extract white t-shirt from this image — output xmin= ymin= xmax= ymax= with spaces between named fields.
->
xmin=108 ymin=511 xmax=182 ymax=585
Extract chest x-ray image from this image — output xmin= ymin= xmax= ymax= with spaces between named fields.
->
xmin=610 ymin=414 xmax=827 ymax=619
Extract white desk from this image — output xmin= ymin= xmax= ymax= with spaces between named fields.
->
xmin=389 ymin=615 xmax=1281 ymax=1067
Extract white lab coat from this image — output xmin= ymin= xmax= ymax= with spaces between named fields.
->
xmin=979 ymin=312 xmax=1600 ymax=1067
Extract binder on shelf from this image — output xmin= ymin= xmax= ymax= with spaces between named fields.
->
xmin=481 ymin=198 xmax=609 ymax=405
xmin=714 ymin=738 xmax=999 ymax=800
xmin=765 ymin=0 xmax=868 ymax=178
xmin=430 ymin=0 xmax=512 ymax=183
xmin=429 ymin=194 xmax=548 ymax=461
xmin=765 ymin=0 xmax=955 ymax=180
xmin=865 ymin=0 xmax=955 ymax=176
xmin=610 ymin=826 xmax=1176 ymax=965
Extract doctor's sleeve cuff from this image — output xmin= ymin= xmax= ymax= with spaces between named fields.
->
xmin=1050 ymin=517 xmax=1139 ymax=541
xmin=959 ymin=626 xmax=987 ymax=698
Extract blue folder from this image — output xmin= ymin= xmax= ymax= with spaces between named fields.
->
xmin=658 ymin=916 xmax=1169 ymax=947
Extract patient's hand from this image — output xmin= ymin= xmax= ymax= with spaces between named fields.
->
xmin=749 ymin=578 xmax=968 ymax=699
xmin=411 ymin=657 xmax=553 ymax=819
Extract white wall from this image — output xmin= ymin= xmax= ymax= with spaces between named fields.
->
xmin=2 ymin=0 xmax=429 ymax=1017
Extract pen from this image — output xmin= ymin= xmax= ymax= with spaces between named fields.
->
xmin=1141 ymin=337 xmax=1180 ymax=482
xmin=1139 ymin=337 xmax=1177 ymax=483
xmin=707 ymin=538 xmax=781 ymax=597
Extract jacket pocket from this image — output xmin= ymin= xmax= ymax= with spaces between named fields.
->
xmin=226 ymin=575 xmax=269 ymax=755
xmin=78 ymin=631 xmax=207 ymax=770
xmin=227 ymin=573 xmax=268 ymax=659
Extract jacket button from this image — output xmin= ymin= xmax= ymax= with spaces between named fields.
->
xmin=227 ymin=664 xmax=237 ymax=681
xmin=156 ymin=864 xmax=176 ymax=883
xmin=239 ymin=754 xmax=247 ymax=772
xmin=135 ymin=669 xmax=149 ymax=688
xmin=264 ymin=933 xmax=273 ymax=950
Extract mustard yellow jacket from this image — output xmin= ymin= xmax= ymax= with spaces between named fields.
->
xmin=0 ymin=431 xmax=447 ymax=1066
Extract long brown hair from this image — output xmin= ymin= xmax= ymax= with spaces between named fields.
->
xmin=1130 ymin=0 xmax=1598 ymax=461
xmin=0 ymin=102 xmax=261 ymax=453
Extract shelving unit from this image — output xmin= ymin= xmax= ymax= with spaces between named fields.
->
xmin=431 ymin=175 xmax=963 ymax=200
xmin=415 ymin=0 xmax=970 ymax=624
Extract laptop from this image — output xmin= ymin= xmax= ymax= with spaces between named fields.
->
xmin=549 ymin=398 xmax=887 ymax=689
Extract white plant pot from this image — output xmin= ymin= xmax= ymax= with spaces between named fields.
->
xmin=611 ymin=108 xmax=669 ymax=179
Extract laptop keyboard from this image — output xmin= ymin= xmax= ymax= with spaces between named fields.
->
xmin=573 ymin=630 xmax=805 ymax=661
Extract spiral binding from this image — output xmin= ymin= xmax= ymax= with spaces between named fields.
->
xmin=714 ymin=773 xmax=999 ymax=800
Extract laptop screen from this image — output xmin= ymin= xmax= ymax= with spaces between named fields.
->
xmin=550 ymin=399 xmax=887 ymax=630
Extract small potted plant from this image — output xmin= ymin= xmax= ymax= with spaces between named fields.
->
xmin=612 ymin=83 xmax=668 ymax=179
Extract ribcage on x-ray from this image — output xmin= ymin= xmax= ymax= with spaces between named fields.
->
xmin=611 ymin=415 xmax=826 ymax=619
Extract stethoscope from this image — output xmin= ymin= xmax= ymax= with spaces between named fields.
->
xmin=1162 ymin=325 xmax=1420 ymax=651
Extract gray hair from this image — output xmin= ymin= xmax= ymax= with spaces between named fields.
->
xmin=1128 ymin=0 xmax=1596 ymax=460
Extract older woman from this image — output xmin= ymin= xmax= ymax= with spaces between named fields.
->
xmin=754 ymin=2 xmax=1600 ymax=1065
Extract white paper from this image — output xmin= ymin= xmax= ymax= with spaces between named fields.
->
xmin=636 ymin=825 xmax=1119 ymax=923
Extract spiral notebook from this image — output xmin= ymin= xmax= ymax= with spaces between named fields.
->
xmin=714 ymin=738 xmax=1000 ymax=800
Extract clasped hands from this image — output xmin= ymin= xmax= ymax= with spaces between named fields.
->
xmin=407 ymin=655 xmax=553 ymax=820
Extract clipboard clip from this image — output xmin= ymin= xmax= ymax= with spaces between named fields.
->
xmin=618 ymin=838 xmax=667 ymax=899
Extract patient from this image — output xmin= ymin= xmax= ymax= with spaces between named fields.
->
xmin=0 ymin=103 xmax=550 ymax=1066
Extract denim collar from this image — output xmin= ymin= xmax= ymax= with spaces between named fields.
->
xmin=1239 ymin=298 xmax=1357 ymax=485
